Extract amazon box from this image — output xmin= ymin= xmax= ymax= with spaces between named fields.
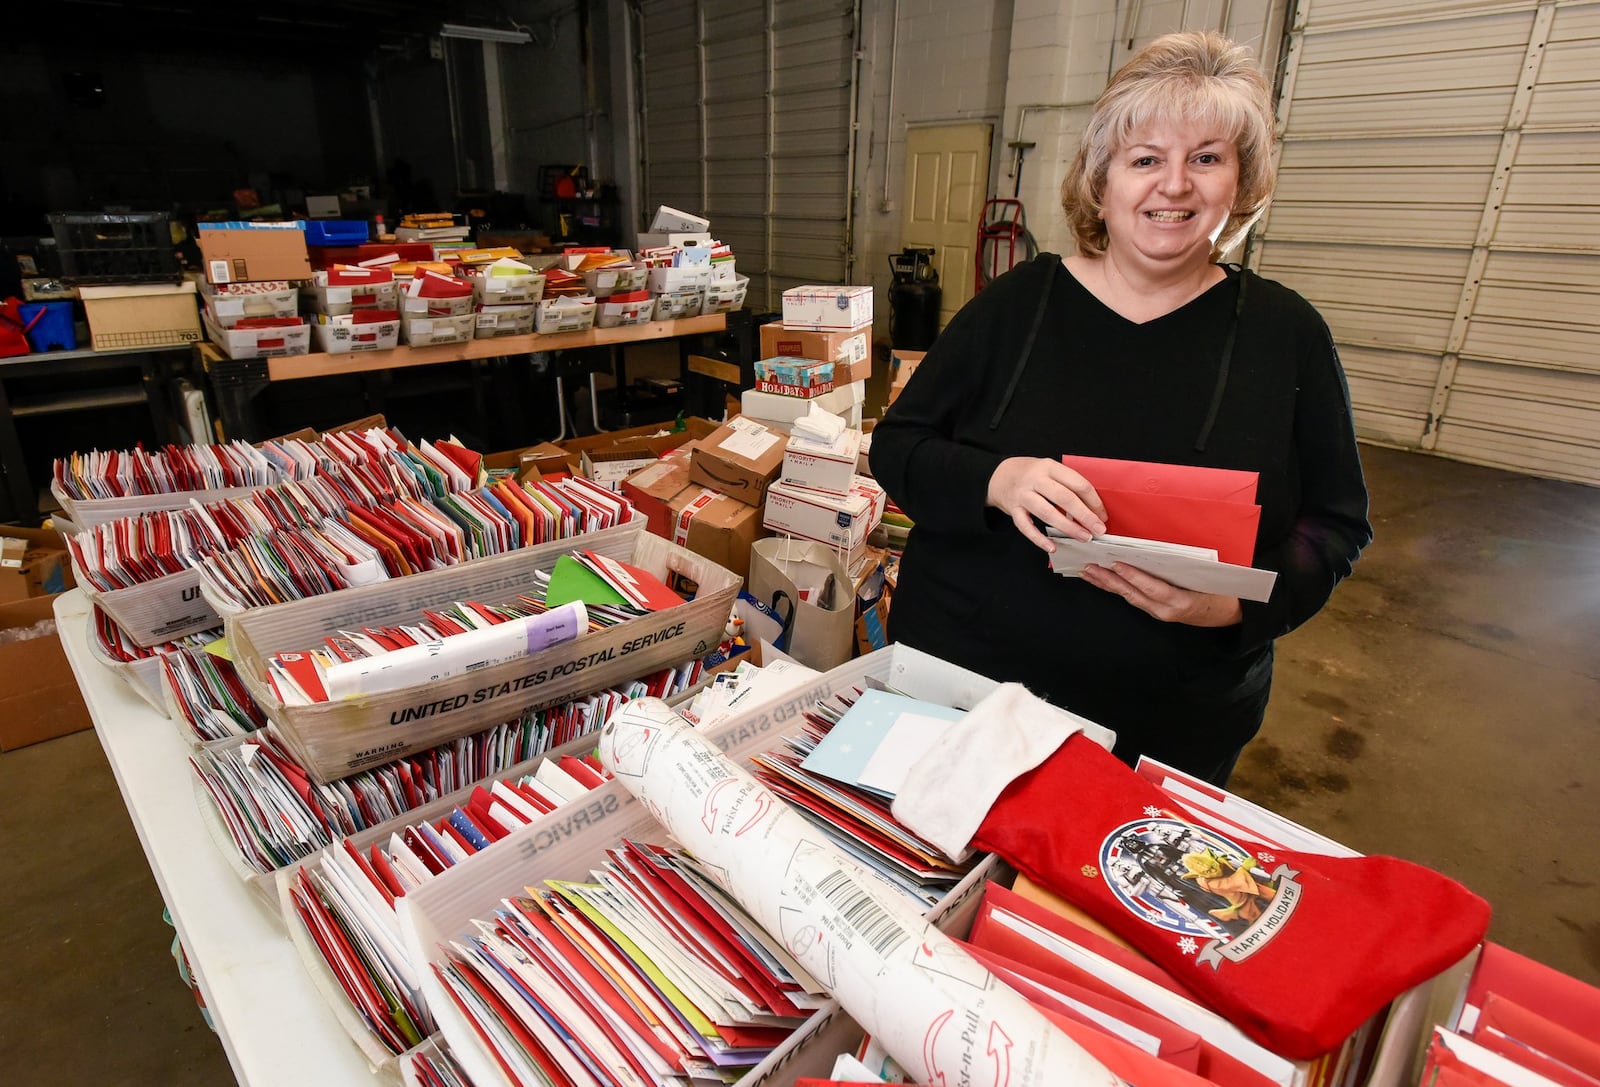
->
xmin=668 ymin=486 xmax=763 ymax=580
xmin=690 ymin=418 xmax=785 ymax=508
xmin=0 ymin=596 xmax=92 ymax=750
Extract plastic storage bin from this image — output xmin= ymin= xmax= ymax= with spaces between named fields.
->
xmin=48 ymin=212 xmax=182 ymax=286
xmin=303 ymin=221 xmax=369 ymax=247
xmin=19 ymin=302 xmax=76 ymax=351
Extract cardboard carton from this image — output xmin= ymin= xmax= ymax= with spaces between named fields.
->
xmin=888 ymin=348 xmax=926 ymax=405
xmin=620 ymin=459 xmax=694 ymax=538
xmin=1 ymin=526 xmax=75 ymax=604
xmin=197 ymin=222 xmax=312 ymax=284
xmin=484 ymin=441 xmax=572 ymax=485
xmin=759 ymin=322 xmax=872 ymax=384
xmin=667 ymin=487 xmax=763 ymax=580
xmin=0 ymin=596 xmax=92 ymax=750
xmin=689 ymin=418 xmax=786 ymax=507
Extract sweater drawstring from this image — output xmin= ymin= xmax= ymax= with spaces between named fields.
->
xmin=988 ymin=255 xmax=1059 ymax=430
xmin=1194 ymin=267 xmax=1248 ymax=452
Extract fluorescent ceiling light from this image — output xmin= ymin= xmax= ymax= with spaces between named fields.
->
xmin=439 ymin=23 xmax=531 ymax=44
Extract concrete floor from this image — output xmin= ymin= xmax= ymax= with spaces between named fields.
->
xmin=1 ymin=443 xmax=1596 ymax=1085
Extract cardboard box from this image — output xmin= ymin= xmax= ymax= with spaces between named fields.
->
xmin=198 ymin=281 xmax=299 ymax=328
xmin=560 ymin=417 xmax=718 ymax=465
xmin=741 ymin=380 xmax=865 ymax=429
xmin=78 ymin=282 xmax=201 ymax=351
xmin=400 ymin=313 xmax=475 ymax=346
xmin=0 ymin=526 xmax=74 ymax=604
xmin=782 ymin=428 xmax=862 ymax=496
xmin=202 ymin=313 xmax=311 ymax=359
xmin=690 ymin=418 xmax=785 ymax=507
xmin=759 ymin=322 xmax=872 ymax=384
xmin=0 ymin=596 xmax=92 ymax=750
xmin=667 ymin=487 xmax=763 ymax=579
xmin=752 ymin=357 xmax=836 ymax=398
xmin=196 ymin=222 xmax=312 ymax=284
xmin=781 ymin=285 xmax=873 ymax=331
xmin=620 ymin=459 xmax=694 ymax=538
xmin=310 ymin=314 xmax=401 ymax=354
xmin=303 ymin=279 xmax=399 ymax=316
xmin=473 ymin=303 xmax=536 ymax=338
xmin=484 ymin=441 xmax=572 ymax=485
xmin=887 ymin=348 xmax=926 ymax=405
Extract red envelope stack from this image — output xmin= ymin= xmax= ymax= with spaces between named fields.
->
xmin=1062 ymin=455 xmax=1261 ymax=567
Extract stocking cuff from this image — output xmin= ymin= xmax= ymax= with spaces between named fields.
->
xmin=891 ymin=683 xmax=1116 ymax=858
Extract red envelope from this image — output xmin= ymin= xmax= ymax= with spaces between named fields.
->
xmin=1473 ymin=993 xmax=1600 ymax=1086
xmin=1062 ymin=455 xmax=1261 ymax=566
xmin=960 ymin=940 xmax=1205 ymax=1070
xmin=1463 ymin=943 xmax=1600 ymax=1047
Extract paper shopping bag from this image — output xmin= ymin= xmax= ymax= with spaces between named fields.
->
xmin=747 ymin=537 xmax=854 ymax=671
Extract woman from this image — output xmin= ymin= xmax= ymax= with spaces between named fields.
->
xmin=869 ymin=31 xmax=1371 ymax=785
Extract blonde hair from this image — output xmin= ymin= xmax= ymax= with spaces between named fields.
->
xmin=1062 ymin=31 xmax=1277 ymax=260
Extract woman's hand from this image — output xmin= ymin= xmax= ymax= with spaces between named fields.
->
xmin=986 ymin=457 xmax=1108 ymax=552
xmin=1081 ymin=562 xmax=1243 ymax=627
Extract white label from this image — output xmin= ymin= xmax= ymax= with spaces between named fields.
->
xmin=719 ymin=418 xmax=780 ymax=460
xmin=209 ymin=260 xmax=231 ymax=284
xmin=410 ymin=319 xmax=434 ymax=334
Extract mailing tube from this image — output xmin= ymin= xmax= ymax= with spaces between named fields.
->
xmin=322 ymin=601 xmax=587 ymax=700
xmin=597 ymin=698 xmax=1122 ymax=1087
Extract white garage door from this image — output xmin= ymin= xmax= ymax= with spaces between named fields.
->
xmin=637 ymin=0 xmax=859 ymax=312
xmin=1251 ymin=0 xmax=1600 ymax=486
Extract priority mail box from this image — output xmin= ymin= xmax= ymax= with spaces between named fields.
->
xmin=763 ymin=477 xmax=873 ymax=552
xmin=689 ymin=418 xmax=785 ymax=508
xmin=667 ymin=486 xmax=763 ymax=580
xmin=781 ymin=285 xmax=873 ymax=331
xmin=782 ymin=428 xmax=862 ymax=496
xmin=197 ymin=222 xmax=312 ymax=284
xmin=759 ymin=322 xmax=872 ymax=384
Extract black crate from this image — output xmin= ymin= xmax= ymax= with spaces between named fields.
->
xmin=48 ymin=212 xmax=182 ymax=286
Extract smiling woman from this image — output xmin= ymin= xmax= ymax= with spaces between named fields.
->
xmin=869 ymin=31 xmax=1374 ymax=786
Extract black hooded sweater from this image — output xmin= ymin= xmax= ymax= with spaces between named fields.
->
xmin=869 ymin=254 xmax=1372 ymax=773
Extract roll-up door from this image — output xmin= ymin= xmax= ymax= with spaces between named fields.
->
xmin=1252 ymin=0 xmax=1600 ymax=486
xmin=637 ymin=0 xmax=858 ymax=312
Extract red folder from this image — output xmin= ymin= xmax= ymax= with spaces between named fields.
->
xmin=1062 ymin=455 xmax=1261 ymax=566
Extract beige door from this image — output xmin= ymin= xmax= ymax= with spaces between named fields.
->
xmin=902 ymin=123 xmax=993 ymax=329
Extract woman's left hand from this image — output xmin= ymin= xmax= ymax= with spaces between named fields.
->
xmin=1080 ymin=562 xmax=1243 ymax=627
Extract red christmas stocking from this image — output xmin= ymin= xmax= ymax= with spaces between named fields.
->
xmin=892 ymin=684 xmax=1491 ymax=1060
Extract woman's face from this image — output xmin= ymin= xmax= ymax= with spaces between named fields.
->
xmin=1100 ymin=119 xmax=1240 ymax=271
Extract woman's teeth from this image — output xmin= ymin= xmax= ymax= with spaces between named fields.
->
xmin=1147 ymin=210 xmax=1192 ymax=221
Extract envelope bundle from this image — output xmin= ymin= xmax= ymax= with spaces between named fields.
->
xmin=401 ymin=268 xmax=475 ymax=345
xmin=1047 ymin=454 xmax=1278 ymax=603
xmin=305 ymin=265 xmax=401 ymax=353
xmin=636 ymin=204 xmax=742 ymax=318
